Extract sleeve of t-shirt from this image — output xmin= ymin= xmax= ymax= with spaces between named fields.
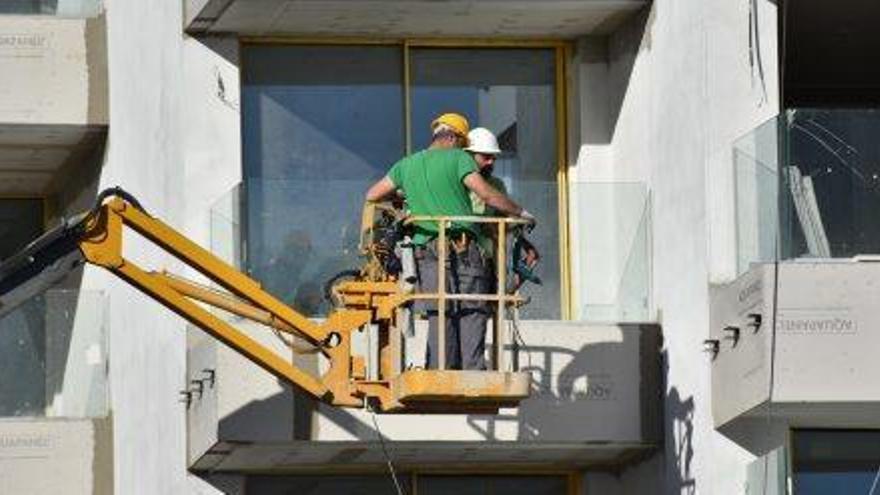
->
xmin=387 ymin=157 xmax=407 ymax=187
xmin=455 ymin=151 xmax=478 ymax=183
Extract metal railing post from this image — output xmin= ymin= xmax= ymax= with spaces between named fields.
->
xmin=437 ymin=219 xmax=447 ymax=370
xmin=495 ymin=221 xmax=507 ymax=371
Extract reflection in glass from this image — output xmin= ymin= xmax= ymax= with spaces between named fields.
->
xmin=734 ymin=109 xmax=880 ymax=275
xmin=0 ymin=290 xmax=108 ymax=418
xmin=573 ymin=182 xmax=652 ymax=322
xmin=242 ymin=44 xmax=404 ymax=181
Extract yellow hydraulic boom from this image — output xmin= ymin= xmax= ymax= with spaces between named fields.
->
xmin=0 ymin=188 xmax=530 ymax=414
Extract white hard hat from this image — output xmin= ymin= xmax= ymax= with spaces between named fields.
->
xmin=464 ymin=127 xmax=502 ymax=155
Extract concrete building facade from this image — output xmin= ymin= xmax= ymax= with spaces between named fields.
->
xmin=1 ymin=0 xmax=878 ymax=493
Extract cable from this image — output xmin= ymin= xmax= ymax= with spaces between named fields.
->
xmin=370 ymin=410 xmax=406 ymax=495
xmin=763 ymin=4 xmax=787 ymax=494
xmin=506 ymin=305 xmax=532 ymax=372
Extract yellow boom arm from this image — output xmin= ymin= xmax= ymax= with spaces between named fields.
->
xmin=0 ymin=190 xmax=530 ymax=413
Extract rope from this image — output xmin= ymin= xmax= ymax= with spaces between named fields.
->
xmin=370 ymin=410 xmax=406 ymax=495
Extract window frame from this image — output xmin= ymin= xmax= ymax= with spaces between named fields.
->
xmin=239 ymin=37 xmax=573 ymax=319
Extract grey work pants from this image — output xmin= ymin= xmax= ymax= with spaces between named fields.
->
xmin=416 ymin=239 xmax=491 ymax=370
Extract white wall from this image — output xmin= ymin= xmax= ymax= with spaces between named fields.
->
xmin=571 ymin=0 xmax=779 ymax=492
xmin=76 ymin=2 xmax=188 ymax=493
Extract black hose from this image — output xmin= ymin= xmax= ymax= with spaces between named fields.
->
xmin=93 ymin=186 xmax=147 ymax=215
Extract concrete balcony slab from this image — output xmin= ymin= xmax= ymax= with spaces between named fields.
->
xmin=186 ymin=0 xmax=648 ymax=38
xmin=186 ymin=320 xmax=662 ymax=472
xmin=711 ymin=261 xmax=880 ymax=451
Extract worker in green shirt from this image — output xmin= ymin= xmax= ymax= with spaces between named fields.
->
xmin=365 ymin=113 xmax=535 ymax=370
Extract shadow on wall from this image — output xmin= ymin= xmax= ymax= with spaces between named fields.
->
xmin=213 ymin=326 xmax=667 ymax=449
xmin=664 ymin=350 xmax=696 ymax=494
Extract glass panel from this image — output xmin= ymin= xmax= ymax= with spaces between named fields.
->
xmin=247 ymin=475 xmax=411 ymax=495
xmin=734 ymin=109 xmax=880 ymax=274
xmin=418 ymin=475 xmax=567 ymax=495
xmin=243 ymin=179 xmax=368 ymax=316
xmin=210 ymin=182 xmax=244 ymax=270
xmin=242 ymin=45 xmax=405 ymax=316
xmin=792 ymin=430 xmax=880 ymax=494
xmin=411 ymin=48 xmax=559 ymax=319
xmin=733 ymin=117 xmax=781 ymax=276
xmin=0 ymin=0 xmax=101 ymax=16
xmin=785 ymin=108 xmax=880 ymax=258
xmin=0 ymin=289 xmax=108 ymax=418
xmin=572 ymin=182 xmax=652 ymax=322
xmin=242 ymin=44 xmax=404 ymax=180
xmin=745 ymin=446 xmax=788 ymax=495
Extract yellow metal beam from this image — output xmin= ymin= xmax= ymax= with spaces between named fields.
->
xmin=111 ymin=256 xmax=332 ymax=400
xmin=108 ymin=199 xmax=328 ymax=343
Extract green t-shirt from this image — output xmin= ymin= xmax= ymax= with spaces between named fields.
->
xmin=387 ymin=148 xmax=480 ymax=246
xmin=470 ymin=175 xmax=508 ymax=256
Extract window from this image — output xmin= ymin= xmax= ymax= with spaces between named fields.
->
xmin=418 ymin=474 xmax=568 ymax=495
xmin=792 ymin=430 xmax=880 ymax=494
xmin=241 ymin=41 xmax=567 ymax=319
xmin=0 ymin=199 xmax=45 ymax=416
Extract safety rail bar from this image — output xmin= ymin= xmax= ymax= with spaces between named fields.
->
xmin=402 ymin=214 xmax=532 ymax=372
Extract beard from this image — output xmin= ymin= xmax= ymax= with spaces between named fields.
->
xmin=480 ymin=166 xmax=494 ymax=177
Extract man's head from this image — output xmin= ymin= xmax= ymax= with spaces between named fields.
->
xmin=464 ymin=127 xmax=502 ymax=176
xmin=430 ymin=113 xmax=470 ymax=149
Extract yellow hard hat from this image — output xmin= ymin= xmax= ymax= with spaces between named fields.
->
xmin=431 ymin=112 xmax=470 ymax=137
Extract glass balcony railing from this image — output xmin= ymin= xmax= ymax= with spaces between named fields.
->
xmin=571 ymin=182 xmax=652 ymax=322
xmin=735 ymin=108 xmax=880 ymax=275
xmin=211 ymin=179 xmax=563 ymax=320
xmin=0 ymin=0 xmax=101 ymax=17
xmin=0 ymin=289 xmax=108 ymax=418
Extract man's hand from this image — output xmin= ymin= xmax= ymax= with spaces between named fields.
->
xmin=519 ymin=209 xmax=537 ymax=228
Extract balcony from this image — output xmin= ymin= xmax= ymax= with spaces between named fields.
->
xmin=183 ymin=182 xmax=662 ymax=472
xmin=185 ymin=0 xmax=648 ymax=38
xmin=0 ymin=289 xmax=111 ymax=494
xmin=0 ymin=13 xmax=107 ymax=196
xmin=712 ymin=109 xmax=880 ymax=444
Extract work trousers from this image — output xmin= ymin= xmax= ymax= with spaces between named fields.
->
xmin=416 ymin=239 xmax=492 ymax=370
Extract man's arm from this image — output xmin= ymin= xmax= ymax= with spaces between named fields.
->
xmin=365 ymin=177 xmax=397 ymax=202
xmin=463 ymin=172 xmax=534 ymax=221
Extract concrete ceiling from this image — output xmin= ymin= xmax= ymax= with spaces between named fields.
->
xmin=0 ymin=124 xmax=106 ymax=196
xmin=189 ymin=0 xmax=647 ymax=38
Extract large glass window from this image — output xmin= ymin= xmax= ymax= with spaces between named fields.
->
xmin=242 ymin=43 xmax=565 ymax=319
xmin=242 ymin=45 xmax=404 ymax=315
xmin=792 ymin=430 xmax=880 ymax=494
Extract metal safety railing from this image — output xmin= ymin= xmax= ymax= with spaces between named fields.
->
xmin=400 ymin=215 xmax=531 ymax=373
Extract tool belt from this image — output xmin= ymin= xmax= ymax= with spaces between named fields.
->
xmin=414 ymin=229 xmax=477 ymax=257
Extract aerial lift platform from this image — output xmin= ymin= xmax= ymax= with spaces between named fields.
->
xmin=0 ymin=188 xmax=531 ymax=414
